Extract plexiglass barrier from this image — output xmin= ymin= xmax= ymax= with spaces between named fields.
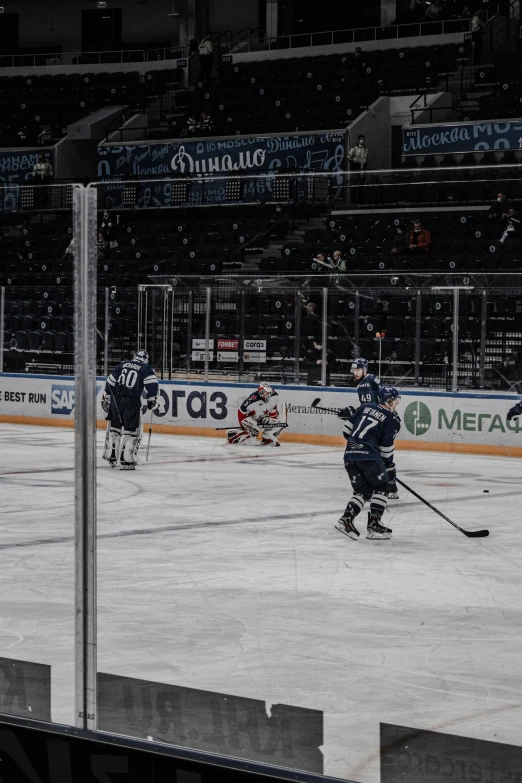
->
xmin=2 ymin=180 xmax=522 ymax=783
xmin=0 ymin=184 xmax=77 ymax=731
xmin=4 ymin=280 xmax=522 ymax=393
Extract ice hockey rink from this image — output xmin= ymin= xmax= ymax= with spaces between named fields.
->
xmin=1 ymin=422 xmax=522 ymax=782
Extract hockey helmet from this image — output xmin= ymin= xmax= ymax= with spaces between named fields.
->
xmin=258 ymin=382 xmax=273 ymax=401
xmin=133 ymin=349 xmax=149 ymax=363
xmin=351 ymin=357 xmax=368 ymax=372
xmin=377 ymin=385 xmax=400 ymax=406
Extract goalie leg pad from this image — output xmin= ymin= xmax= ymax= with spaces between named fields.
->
xmin=227 ymin=428 xmax=251 ymax=444
xmin=121 ymin=429 xmax=141 ymax=467
xmin=103 ymin=426 xmax=121 ymax=464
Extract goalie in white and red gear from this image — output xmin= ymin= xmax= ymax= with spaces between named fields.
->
xmin=227 ymin=383 xmax=287 ymax=447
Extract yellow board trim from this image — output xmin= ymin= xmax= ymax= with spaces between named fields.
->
xmin=2 ymin=415 xmax=522 ymax=457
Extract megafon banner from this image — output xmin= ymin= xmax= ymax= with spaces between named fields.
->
xmin=1 ymin=374 xmax=522 ymax=454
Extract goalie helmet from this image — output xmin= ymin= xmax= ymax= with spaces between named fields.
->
xmin=377 ymin=385 xmax=400 ymax=406
xmin=351 ymin=357 xmax=368 ymax=372
xmin=258 ymin=382 xmax=273 ymax=401
xmin=133 ymin=349 xmax=149 ymax=363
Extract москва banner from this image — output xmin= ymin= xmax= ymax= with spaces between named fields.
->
xmin=403 ymin=120 xmax=522 ymax=156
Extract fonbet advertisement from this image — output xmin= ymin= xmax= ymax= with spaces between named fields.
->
xmin=0 ymin=374 xmax=521 ymax=452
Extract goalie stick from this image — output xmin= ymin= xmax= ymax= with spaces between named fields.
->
xmin=146 ymin=409 xmax=153 ymax=462
xmin=396 ymin=478 xmax=489 ymax=538
xmin=215 ymin=423 xmax=288 ymax=431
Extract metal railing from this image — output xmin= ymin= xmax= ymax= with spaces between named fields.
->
xmin=0 ymin=47 xmax=187 ymax=69
xmin=225 ymin=18 xmax=472 ymax=54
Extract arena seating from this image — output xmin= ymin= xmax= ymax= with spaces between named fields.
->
xmin=0 ymin=206 xmax=288 ymax=356
xmin=171 ymin=43 xmax=466 ymax=137
xmin=0 ymin=69 xmax=175 ymax=146
xmin=276 ymin=209 xmax=521 ymax=274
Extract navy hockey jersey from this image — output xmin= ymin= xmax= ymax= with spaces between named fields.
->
xmin=343 ymin=403 xmax=395 ymax=465
xmin=105 ymin=360 xmax=159 ymax=401
xmin=356 ymin=373 xmax=380 ymax=405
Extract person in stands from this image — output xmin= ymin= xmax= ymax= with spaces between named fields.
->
xmin=488 ymin=192 xmax=511 ymax=222
xmin=389 ymin=222 xmax=409 ymax=254
xmin=407 ymin=219 xmax=431 ymax=253
xmin=198 ymin=34 xmax=214 ymax=83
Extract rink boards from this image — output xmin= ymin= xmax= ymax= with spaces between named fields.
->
xmin=1 ymin=373 xmax=522 ymax=456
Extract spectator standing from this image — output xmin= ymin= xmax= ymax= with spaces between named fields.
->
xmin=407 ymin=219 xmax=431 ymax=253
xmin=198 ymin=34 xmax=213 ymax=83
xmin=33 ymin=152 xmax=53 ymax=209
xmin=347 ymin=134 xmax=369 ymax=204
xmin=471 ymin=9 xmax=485 ymax=63
xmin=305 ymin=337 xmax=336 ymax=386
xmin=488 ymin=192 xmax=511 ymax=222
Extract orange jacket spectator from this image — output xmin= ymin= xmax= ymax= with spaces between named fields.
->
xmin=408 ymin=221 xmax=431 ymax=252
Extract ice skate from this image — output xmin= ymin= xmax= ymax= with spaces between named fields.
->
xmin=366 ymin=514 xmax=392 ymax=540
xmin=260 ymin=437 xmax=280 ymax=447
xmin=335 ymin=509 xmax=360 ymax=540
xmin=120 ymin=461 xmax=136 ymax=471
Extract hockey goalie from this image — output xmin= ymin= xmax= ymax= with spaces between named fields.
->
xmin=226 ymin=383 xmax=287 ymax=447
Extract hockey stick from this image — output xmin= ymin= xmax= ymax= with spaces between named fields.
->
xmin=215 ymin=423 xmax=289 ymax=431
xmin=311 ymin=397 xmax=343 ymax=415
xmin=146 ymin=409 xmax=153 ymax=462
xmin=396 ymin=478 xmax=489 ymax=538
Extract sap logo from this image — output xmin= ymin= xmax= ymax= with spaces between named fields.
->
xmin=52 ymin=385 xmax=75 ymax=415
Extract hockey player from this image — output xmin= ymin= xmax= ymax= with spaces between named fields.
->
xmin=338 ymin=357 xmax=401 ymax=498
xmin=226 ymin=383 xmax=286 ymax=447
xmin=101 ymin=349 xmax=159 ymax=470
xmin=507 ymin=400 xmax=522 ymax=421
xmin=335 ymin=385 xmax=401 ymax=541
xmin=351 ymin=357 xmax=380 ymax=404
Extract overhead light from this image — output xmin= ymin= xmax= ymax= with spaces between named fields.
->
xmin=97 ymin=1 xmax=107 ymax=8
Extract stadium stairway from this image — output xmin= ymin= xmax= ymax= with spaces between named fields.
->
xmin=247 ymin=210 xmax=330 ymax=273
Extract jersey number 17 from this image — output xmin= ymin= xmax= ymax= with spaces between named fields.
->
xmin=352 ymin=416 xmax=379 ymax=439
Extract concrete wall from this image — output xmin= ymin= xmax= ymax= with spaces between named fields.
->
xmin=12 ymin=0 xmax=258 ymax=53
xmin=347 ymin=96 xmax=391 ymax=171
xmin=208 ymin=0 xmax=259 ymax=35
xmin=54 ymin=138 xmax=98 ymax=181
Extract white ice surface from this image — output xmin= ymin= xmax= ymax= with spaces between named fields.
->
xmin=1 ymin=424 xmax=521 ymax=782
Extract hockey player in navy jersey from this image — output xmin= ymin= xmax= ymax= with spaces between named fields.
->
xmin=351 ymin=357 xmax=380 ymax=404
xmin=335 ymin=386 xmax=401 ymax=541
xmin=101 ymin=349 xmax=159 ymax=470
xmin=337 ymin=357 xmax=401 ymax=499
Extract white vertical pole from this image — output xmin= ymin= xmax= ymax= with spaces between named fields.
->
xmin=321 ymin=287 xmax=328 ymax=387
xmin=74 ymin=185 xmax=98 ymax=732
xmin=204 ymin=287 xmax=211 ymax=382
xmin=103 ymin=287 xmax=109 ymax=377
xmin=452 ymin=287 xmax=459 ymax=392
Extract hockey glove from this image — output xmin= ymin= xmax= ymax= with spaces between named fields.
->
xmin=507 ymin=402 xmax=522 ymax=421
xmin=337 ymin=406 xmax=356 ymax=421
xmin=101 ymin=393 xmax=111 ymax=414
xmin=147 ymin=396 xmax=160 ymax=411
